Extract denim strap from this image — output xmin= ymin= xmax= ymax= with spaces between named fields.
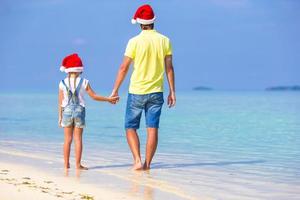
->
xmin=62 ymin=79 xmax=73 ymax=104
xmin=75 ymin=78 xmax=84 ymax=96
xmin=62 ymin=78 xmax=83 ymax=105
xmin=61 ymin=80 xmax=69 ymax=91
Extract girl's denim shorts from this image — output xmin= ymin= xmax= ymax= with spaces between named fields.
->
xmin=61 ymin=105 xmax=85 ymax=128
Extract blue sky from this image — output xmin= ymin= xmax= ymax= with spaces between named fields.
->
xmin=0 ymin=0 xmax=299 ymax=92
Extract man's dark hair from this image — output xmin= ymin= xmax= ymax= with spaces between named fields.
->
xmin=140 ymin=23 xmax=154 ymax=30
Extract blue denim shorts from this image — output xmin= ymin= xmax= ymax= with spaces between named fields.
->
xmin=125 ymin=92 xmax=164 ymax=129
xmin=61 ymin=105 xmax=85 ymax=128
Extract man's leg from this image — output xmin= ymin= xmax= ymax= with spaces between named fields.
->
xmin=144 ymin=128 xmax=158 ymax=170
xmin=125 ymin=94 xmax=144 ymax=170
xmin=126 ymin=128 xmax=143 ymax=170
xmin=144 ymin=92 xmax=164 ymax=170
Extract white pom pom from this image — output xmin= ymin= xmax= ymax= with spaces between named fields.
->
xmin=131 ymin=19 xmax=137 ymax=24
xmin=60 ymin=66 xmax=66 ymax=72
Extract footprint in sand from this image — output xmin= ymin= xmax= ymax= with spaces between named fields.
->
xmin=39 ymin=186 xmax=50 ymax=190
xmin=55 ymin=194 xmax=64 ymax=198
xmin=28 ymin=185 xmax=38 ymax=189
xmin=44 ymin=180 xmax=53 ymax=184
xmin=0 ymin=169 xmax=9 ymax=175
xmin=62 ymin=191 xmax=74 ymax=195
xmin=5 ymin=178 xmax=17 ymax=182
xmin=22 ymin=181 xmax=32 ymax=185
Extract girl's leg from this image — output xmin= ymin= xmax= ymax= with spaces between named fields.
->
xmin=64 ymin=127 xmax=74 ymax=169
xmin=74 ymin=127 xmax=88 ymax=170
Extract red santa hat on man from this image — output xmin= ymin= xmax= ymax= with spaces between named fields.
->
xmin=131 ymin=4 xmax=156 ymax=25
xmin=60 ymin=53 xmax=84 ymax=73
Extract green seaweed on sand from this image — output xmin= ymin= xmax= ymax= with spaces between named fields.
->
xmin=1 ymin=169 xmax=9 ymax=172
xmin=22 ymin=177 xmax=31 ymax=180
xmin=80 ymin=194 xmax=94 ymax=200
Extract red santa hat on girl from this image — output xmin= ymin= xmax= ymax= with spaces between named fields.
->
xmin=60 ymin=53 xmax=84 ymax=73
xmin=131 ymin=4 xmax=156 ymax=25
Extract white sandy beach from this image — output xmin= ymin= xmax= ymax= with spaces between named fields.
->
xmin=0 ymin=161 xmax=140 ymax=200
xmin=1 ymin=147 xmax=300 ymax=200
xmin=0 ymin=149 xmax=198 ymax=200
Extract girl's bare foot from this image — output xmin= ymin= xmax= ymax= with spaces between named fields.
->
xmin=132 ymin=160 xmax=143 ymax=170
xmin=76 ymin=165 xmax=88 ymax=170
xmin=64 ymin=163 xmax=70 ymax=169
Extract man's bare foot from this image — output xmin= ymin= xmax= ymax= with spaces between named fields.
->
xmin=143 ymin=162 xmax=150 ymax=171
xmin=132 ymin=161 xmax=143 ymax=170
xmin=76 ymin=165 xmax=88 ymax=170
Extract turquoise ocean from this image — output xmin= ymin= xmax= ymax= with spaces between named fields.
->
xmin=0 ymin=91 xmax=299 ymax=199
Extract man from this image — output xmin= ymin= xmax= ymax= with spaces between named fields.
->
xmin=111 ymin=4 xmax=176 ymax=170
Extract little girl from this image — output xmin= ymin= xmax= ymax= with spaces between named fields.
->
xmin=58 ymin=53 xmax=118 ymax=170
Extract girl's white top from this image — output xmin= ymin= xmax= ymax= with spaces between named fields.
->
xmin=59 ymin=77 xmax=89 ymax=107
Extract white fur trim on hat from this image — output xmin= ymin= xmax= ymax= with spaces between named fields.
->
xmin=132 ymin=16 xmax=156 ymax=25
xmin=63 ymin=67 xmax=84 ymax=73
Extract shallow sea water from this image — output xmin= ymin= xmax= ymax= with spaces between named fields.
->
xmin=0 ymin=91 xmax=299 ymax=199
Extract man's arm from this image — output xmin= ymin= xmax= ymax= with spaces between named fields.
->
xmin=110 ymin=56 xmax=132 ymax=99
xmin=165 ymin=55 xmax=176 ymax=108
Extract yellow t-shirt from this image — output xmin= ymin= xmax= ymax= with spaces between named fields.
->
xmin=125 ymin=30 xmax=172 ymax=94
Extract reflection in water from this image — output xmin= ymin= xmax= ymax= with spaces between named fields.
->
xmin=144 ymin=184 xmax=154 ymax=200
xmin=129 ymin=170 xmax=154 ymax=200
xmin=64 ymin=168 xmax=69 ymax=177
xmin=63 ymin=168 xmax=83 ymax=180
xmin=76 ymin=169 xmax=81 ymax=178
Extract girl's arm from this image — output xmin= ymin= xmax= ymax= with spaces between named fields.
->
xmin=58 ymin=89 xmax=63 ymax=127
xmin=86 ymin=83 xmax=119 ymax=103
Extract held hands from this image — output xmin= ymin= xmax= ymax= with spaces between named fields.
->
xmin=108 ymin=90 xmax=120 ymax=104
xmin=108 ymin=89 xmax=175 ymax=107
xmin=107 ymin=95 xmax=119 ymax=104
xmin=168 ymin=92 xmax=176 ymax=108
